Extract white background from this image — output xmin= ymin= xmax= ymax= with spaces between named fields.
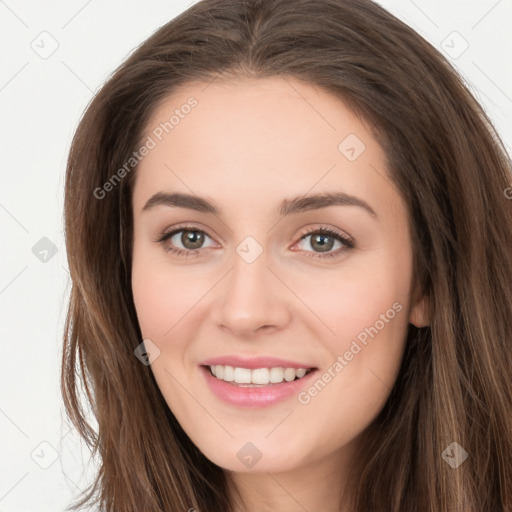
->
xmin=0 ymin=1 xmax=511 ymax=510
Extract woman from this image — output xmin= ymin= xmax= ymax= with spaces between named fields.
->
xmin=61 ymin=0 xmax=512 ymax=511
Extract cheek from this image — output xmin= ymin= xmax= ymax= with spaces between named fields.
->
xmin=131 ymin=247 xmax=209 ymax=339
xmin=292 ymin=251 xmax=412 ymax=404
xmin=131 ymin=258 xmax=198 ymax=406
xmin=290 ymin=253 xmax=411 ymax=346
xmin=131 ymin=266 xmax=170 ymax=339
xmin=294 ymin=253 xmax=412 ymax=428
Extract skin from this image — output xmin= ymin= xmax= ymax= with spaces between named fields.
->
xmin=131 ymin=75 xmax=429 ymax=512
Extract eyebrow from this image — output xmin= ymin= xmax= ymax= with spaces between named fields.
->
xmin=142 ymin=191 xmax=377 ymax=218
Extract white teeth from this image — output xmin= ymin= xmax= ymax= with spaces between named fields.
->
xmin=251 ymin=368 xmax=270 ymax=385
xmin=234 ymin=367 xmax=252 ymax=383
xmin=284 ymin=368 xmax=296 ymax=382
xmin=269 ymin=367 xmax=284 ymax=383
xmin=223 ymin=365 xmax=235 ymax=381
xmin=208 ymin=365 xmax=312 ymax=385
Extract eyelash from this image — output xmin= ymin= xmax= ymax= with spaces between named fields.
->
xmin=154 ymin=224 xmax=355 ymax=260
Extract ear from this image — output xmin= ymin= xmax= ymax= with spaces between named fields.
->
xmin=409 ymin=285 xmax=430 ymax=328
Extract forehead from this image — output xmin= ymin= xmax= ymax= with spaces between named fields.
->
xmin=132 ymin=75 xmax=397 ymax=218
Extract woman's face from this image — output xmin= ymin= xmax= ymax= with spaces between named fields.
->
xmin=131 ymin=75 xmax=428 ymax=474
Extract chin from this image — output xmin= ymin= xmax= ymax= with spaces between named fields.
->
xmin=199 ymin=441 xmax=303 ymax=473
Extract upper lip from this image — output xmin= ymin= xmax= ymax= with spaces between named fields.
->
xmin=200 ymin=355 xmax=317 ymax=370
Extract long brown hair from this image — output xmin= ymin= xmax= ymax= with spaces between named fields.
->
xmin=61 ymin=0 xmax=512 ymax=510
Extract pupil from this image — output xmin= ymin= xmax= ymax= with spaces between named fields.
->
xmin=312 ymin=234 xmax=333 ymax=252
xmin=182 ymin=230 xmax=204 ymax=249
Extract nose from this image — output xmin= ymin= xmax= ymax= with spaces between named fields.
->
xmin=210 ymin=248 xmax=292 ymax=337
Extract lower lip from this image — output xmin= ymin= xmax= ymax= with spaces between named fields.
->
xmin=200 ymin=366 xmax=317 ymax=408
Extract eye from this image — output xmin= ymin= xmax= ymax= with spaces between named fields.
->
xmin=293 ymin=226 xmax=355 ymax=259
xmin=155 ymin=225 xmax=217 ymax=257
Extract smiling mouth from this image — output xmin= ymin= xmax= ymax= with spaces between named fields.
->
xmin=203 ymin=364 xmax=316 ymax=386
